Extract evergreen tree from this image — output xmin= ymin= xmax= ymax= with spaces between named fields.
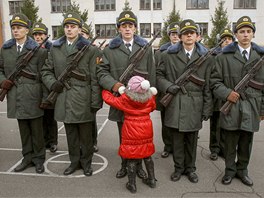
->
xmin=159 ymin=5 xmax=181 ymax=46
xmin=57 ymin=1 xmax=93 ymax=39
xmin=123 ymin=0 xmax=132 ymax=11
xmin=206 ymin=0 xmax=229 ymax=48
xmin=20 ymin=0 xmax=42 ymax=25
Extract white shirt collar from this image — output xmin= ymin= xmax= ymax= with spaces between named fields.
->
xmin=184 ymin=47 xmax=194 ymax=57
xmin=67 ymin=40 xmax=73 ymax=46
xmin=16 ymin=43 xmax=24 ymax=50
xmin=238 ymin=45 xmax=251 ymax=59
xmin=123 ymin=39 xmax=133 ymax=51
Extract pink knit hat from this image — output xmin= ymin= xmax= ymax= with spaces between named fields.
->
xmin=127 ymin=76 xmax=150 ymax=93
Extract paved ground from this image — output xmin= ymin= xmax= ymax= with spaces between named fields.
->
xmin=0 ymin=101 xmax=264 ymax=198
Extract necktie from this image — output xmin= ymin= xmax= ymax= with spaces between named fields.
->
xmin=242 ymin=50 xmax=248 ymax=62
xmin=125 ymin=43 xmax=131 ymax=53
xmin=17 ymin=45 xmax=21 ymax=53
xmin=186 ymin=52 xmax=190 ymax=63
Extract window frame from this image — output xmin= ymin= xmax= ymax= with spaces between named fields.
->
xmin=94 ymin=0 xmax=116 ymax=11
xmin=140 ymin=0 xmax=151 ymax=10
xmin=153 ymin=0 xmax=162 ymax=10
xmin=233 ymin=0 xmax=256 ymax=9
xmin=95 ymin=24 xmax=116 ymax=38
xmin=153 ymin=23 xmax=162 ymax=37
xmin=196 ymin=22 xmax=208 ymax=37
xmin=51 ymin=25 xmax=60 ymax=40
xmin=51 ymin=0 xmax=71 ymax=13
xmin=186 ymin=0 xmax=209 ymax=10
xmin=140 ymin=23 xmax=151 ymax=38
xmin=9 ymin=1 xmax=24 ymax=15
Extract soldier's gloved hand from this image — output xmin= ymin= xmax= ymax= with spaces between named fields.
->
xmin=51 ymin=81 xmax=64 ymax=93
xmin=112 ymin=82 xmax=123 ymax=93
xmin=202 ymin=115 xmax=210 ymax=121
xmin=167 ymin=84 xmax=180 ymax=95
xmin=1 ymin=79 xmax=14 ymax=90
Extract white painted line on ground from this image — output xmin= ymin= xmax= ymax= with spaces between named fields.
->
xmin=98 ymin=118 xmax=108 ymax=135
xmin=7 ymin=159 xmax=22 ymax=172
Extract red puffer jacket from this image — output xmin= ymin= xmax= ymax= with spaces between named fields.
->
xmin=102 ymin=90 xmax=156 ymax=159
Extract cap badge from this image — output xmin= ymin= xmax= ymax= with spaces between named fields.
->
xmin=185 ymin=22 xmax=190 ymax=26
xmin=125 ymin=14 xmax=130 ymax=18
xmin=224 ymin=30 xmax=228 ymax=33
xmin=35 ymin=24 xmax=39 ymax=28
xmin=68 ymin=14 xmax=72 ymax=17
xmin=243 ymin=18 xmax=249 ymax=22
xmin=174 ymin=25 xmax=179 ymax=28
xmin=15 ymin=16 xmax=20 ymax=20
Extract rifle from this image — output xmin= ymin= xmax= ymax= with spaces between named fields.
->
xmin=220 ymin=56 xmax=264 ymax=115
xmin=42 ymin=35 xmax=99 ymax=106
xmin=98 ymin=40 xmax=106 ymax=50
xmin=159 ymin=39 xmax=225 ymax=107
xmin=118 ymin=30 xmax=160 ymax=86
xmin=0 ymin=36 xmax=50 ymax=102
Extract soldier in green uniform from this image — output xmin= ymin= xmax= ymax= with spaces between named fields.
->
xmin=97 ymin=10 xmax=155 ymax=179
xmin=41 ymin=12 xmax=102 ymax=176
xmin=209 ymin=28 xmax=235 ymax=161
xmin=32 ymin=22 xmax=58 ymax=153
xmin=155 ymin=22 xmax=180 ymax=158
xmin=0 ymin=13 xmax=47 ymax=173
xmin=81 ymin=22 xmax=99 ymax=153
xmin=156 ymin=19 xmax=213 ymax=183
xmin=211 ymin=16 xmax=264 ymax=186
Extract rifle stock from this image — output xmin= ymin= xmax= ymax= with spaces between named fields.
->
xmin=41 ymin=35 xmax=98 ymax=107
xmin=220 ymin=56 xmax=264 ymax=115
xmin=160 ymin=39 xmax=225 ymax=107
xmin=0 ymin=36 xmax=50 ymax=102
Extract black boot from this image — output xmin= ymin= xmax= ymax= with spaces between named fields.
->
xmin=142 ymin=157 xmax=156 ymax=188
xmin=137 ymin=160 xmax=147 ymax=179
xmin=116 ymin=158 xmax=127 ymax=178
xmin=126 ymin=159 xmax=137 ymax=193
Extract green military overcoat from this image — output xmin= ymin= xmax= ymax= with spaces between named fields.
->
xmin=210 ymin=42 xmax=264 ymax=132
xmin=41 ymin=35 xmax=102 ymax=123
xmin=97 ymin=34 xmax=155 ymax=122
xmin=0 ymin=37 xmax=46 ymax=119
xmin=156 ymin=41 xmax=213 ymax=131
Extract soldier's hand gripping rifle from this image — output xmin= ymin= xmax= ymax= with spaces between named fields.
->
xmin=117 ymin=30 xmax=160 ymax=87
xmin=42 ymin=35 xmax=99 ymax=106
xmin=220 ymin=56 xmax=264 ymax=115
xmin=160 ymin=39 xmax=225 ymax=107
xmin=0 ymin=36 xmax=50 ymax=102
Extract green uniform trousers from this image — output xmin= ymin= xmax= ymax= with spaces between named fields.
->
xmin=17 ymin=116 xmax=45 ymax=165
xmin=160 ymin=110 xmax=172 ymax=152
xmin=223 ymin=129 xmax=253 ymax=177
xmin=209 ymin=111 xmax=225 ymax=156
xmin=43 ymin=109 xmax=58 ymax=147
xmin=169 ymin=127 xmax=198 ymax=174
xmin=64 ymin=122 xmax=93 ymax=170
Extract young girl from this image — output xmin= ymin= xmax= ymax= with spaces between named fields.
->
xmin=102 ymin=75 xmax=157 ymax=193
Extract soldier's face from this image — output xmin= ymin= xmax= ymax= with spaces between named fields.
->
xmin=64 ymin=24 xmax=81 ymax=41
xmin=235 ymin=27 xmax=254 ymax=48
xmin=169 ymin=32 xmax=180 ymax=44
xmin=11 ymin=25 xmax=29 ymax=41
xmin=221 ymin=36 xmax=233 ymax=48
xmin=118 ymin=23 xmax=136 ymax=42
xmin=33 ymin=33 xmax=47 ymax=45
xmin=180 ymin=30 xmax=197 ymax=46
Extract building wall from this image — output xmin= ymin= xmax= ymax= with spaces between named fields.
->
xmin=0 ymin=3 xmax=3 ymax=46
xmin=1 ymin=0 xmax=263 ymax=46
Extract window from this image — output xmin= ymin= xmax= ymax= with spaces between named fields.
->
xmin=95 ymin=0 xmax=115 ymax=11
xmin=153 ymin=23 xmax=162 ymax=37
xmin=153 ymin=0 xmax=162 ymax=10
xmin=196 ymin=23 xmax=208 ymax=36
xmin=51 ymin=0 xmax=71 ymax=13
xmin=140 ymin=0 xmax=151 ymax=10
xmin=52 ymin=26 xmax=60 ymax=40
xmin=234 ymin=0 xmax=256 ymax=9
xmin=95 ymin=24 xmax=116 ymax=38
xmin=140 ymin=23 xmax=151 ymax=38
xmin=9 ymin=1 xmax=24 ymax=15
xmin=186 ymin=0 xmax=209 ymax=9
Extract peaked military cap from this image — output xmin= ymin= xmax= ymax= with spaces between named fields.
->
xmin=81 ymin=23 xmax=90 ymax=35
xmin=32 ymin=22 xmax=48 ymax=35
xmin=179 ymin=19 xmax=198 ymax=35
xmin=63 ymin=12 xmax=82 ymax=27
xmin=235 ymin=16 xmax=255 ymax=33
xmin=116 ymin=10 xmax=137 ymax=27
xmin=167 ymin=22 xmax=180 ymax=35
xmin=220 ymin=28 xmax=234 ymax=40
xmin=10 ymin=13 xmax=31 ymax=28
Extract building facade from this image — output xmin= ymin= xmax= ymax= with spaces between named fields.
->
xmin=0 ymin=0 xmax=263 ymax=47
